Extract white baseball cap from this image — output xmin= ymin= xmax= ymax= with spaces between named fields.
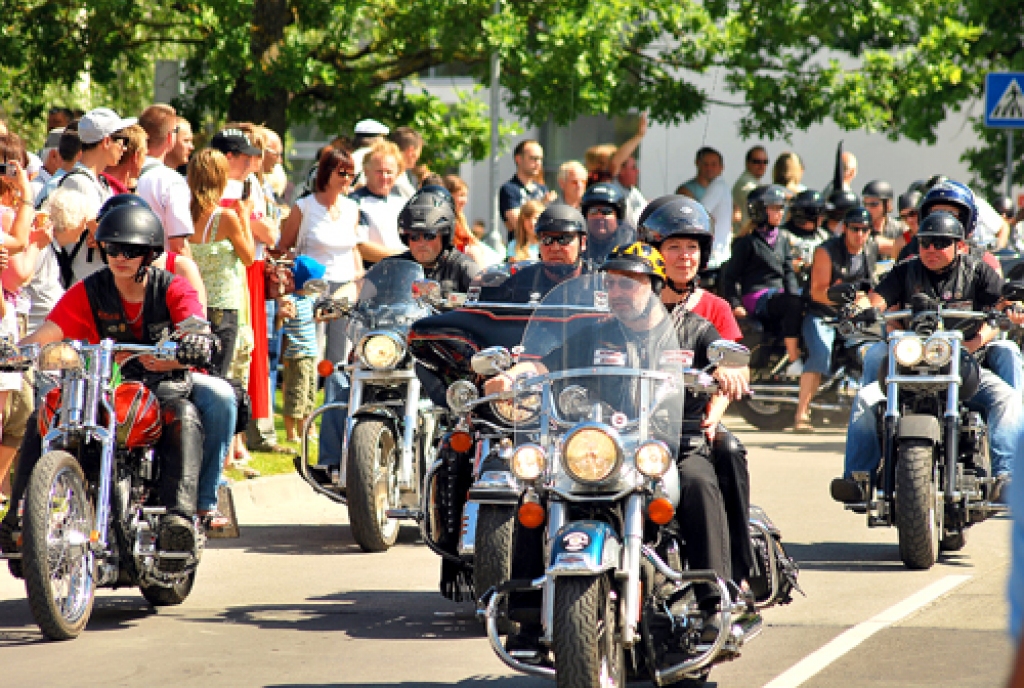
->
xmin=354 ymin=119 xmax=389 ymax=136
xmin=79 ymin=108 xmax=138 ymax=144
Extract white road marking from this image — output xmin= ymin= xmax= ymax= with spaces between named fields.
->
xmin=762 ymin=574 xmax=972 ymax=688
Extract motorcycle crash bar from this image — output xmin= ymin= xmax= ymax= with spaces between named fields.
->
xmin=298 ymin=403 xmax=349 ymax=505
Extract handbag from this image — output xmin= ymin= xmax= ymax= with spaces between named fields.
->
xmin=264 ymin=258 xmax=294 ymax=299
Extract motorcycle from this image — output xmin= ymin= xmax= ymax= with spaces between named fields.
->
xmin=0 ymin=318 xmax=211 ymax=640
xmin=832 ymin=282 xmax=1020 ymax=569
xmin=297 ymin=260 xmax=444 ymax=553
xmin=473 ymin=275 xmax=792 ymax=687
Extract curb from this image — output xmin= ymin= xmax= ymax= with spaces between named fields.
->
xmin=227 ymin=471 xmax=331 ymax=510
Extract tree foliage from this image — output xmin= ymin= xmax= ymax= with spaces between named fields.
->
xmin=0 ymin=0 xmax=1021 ymax=187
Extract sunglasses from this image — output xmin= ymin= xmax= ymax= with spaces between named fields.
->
xmin=846 ymin=224 xmax=872 ymax=234
xmin=587 ymin=207 xmax=616 ymax=217
xmin=539 ymin=234 xmax=577 ymax=246
xmin=111 ymin=136 xmax=129 ymax=146
xmin=750 ymin=158 xmax=770 ymax=165
xmin=406 ymin=231 xmax=438 ymax=243
xmin=919 ymin=236 xmax=955 ymax=250
xmin=863 ymin=201 xmax=882 ymax=208
xmin=899 ymin=211 xmax=918 ymax=220
xmin=336 ymin=169 xmax=355 ymax=179
xmin=103 ymin=243 xmax=149 ymax=259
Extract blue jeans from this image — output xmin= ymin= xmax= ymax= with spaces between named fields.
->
xmin=266 ymin=299 xmax=282 ymax=407
xmin=317 ymin=370 xmax=350 ymax=469
xmin=844 ymin=368 xmax=1022 ymax=478
xmin=1010 ymin=440 xmax=1024 ymax=639
xmin=192 ymin=373 xmax=237 ymax=511
xmin=801 ymin=314 xmax=836 ymax=375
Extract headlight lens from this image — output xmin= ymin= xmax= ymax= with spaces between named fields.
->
xmin=563 ymin=425 xmax=622 ymax=484
xmin=491 ymin=391 xmax=540 ymax=424
xmin=510 ymin=444 xmax=546 ymax=481
xmin=358 ymin=332 xmax=404 ymax=370
xmin=39 ymin=342 xmax=84 ymax=372
xmin=923 ymin=337 xmax=952 ymax=367
xmin=635 ymin=441 xmax=673 ymax=478
xmin=445 ymin=380 xmax=479 ymax=414
xmin=893 ymin=337 xmax=924 ymax=367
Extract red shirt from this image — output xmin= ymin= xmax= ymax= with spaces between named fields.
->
xmin=48 ymin=273 xmax=204 ymax=343
xmin=100 ymin=173 xmax=129 ymax=196
xmin=690 ymin=290 xmax=743 ymax=342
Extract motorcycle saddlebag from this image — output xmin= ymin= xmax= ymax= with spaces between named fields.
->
xmin=747 ymin=504 xmax=802 ymax=606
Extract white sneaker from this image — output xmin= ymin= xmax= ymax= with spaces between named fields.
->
xmin=785 ymin=359 xmax=804 ymax=377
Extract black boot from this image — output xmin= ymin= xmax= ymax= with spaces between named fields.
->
xmin=155 ymin=399 xmax=202 ymax=572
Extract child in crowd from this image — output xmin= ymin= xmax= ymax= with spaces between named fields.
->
xmin=280 ymin=255 xmax=326 ymax=442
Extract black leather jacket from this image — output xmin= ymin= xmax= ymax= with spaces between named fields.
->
xmin=721 ymin=228 xmax=800 ymax=309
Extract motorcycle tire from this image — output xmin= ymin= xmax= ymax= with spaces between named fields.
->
xmin=553 ymin=573 xmax=625 ymax=688
xmin=733 ymin=398 xmax=793 ymax=432
xmin=473 ymin=504 xmax=515 ymax=634
xmin=140 ymin=571 xmax=196 ymax=606
xmin=895 ymin=440 xmax=941 ymax=570
xmin=22 ymin=450 xmax=96 ymax=640
xmin=347 ymin=420 xmax=401 ymax=553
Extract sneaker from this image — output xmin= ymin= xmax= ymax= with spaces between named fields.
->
xmin=830 ymin=477 xmax=865 ymax=503
xmin=785 ymin=359 xmax=804 ymax=377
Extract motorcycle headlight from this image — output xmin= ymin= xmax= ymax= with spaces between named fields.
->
xmin=893 ymin=336 xmax=924 ymax=367
xmin=358 ymin=332 xmax=405 ymax=370
xmin=491 ymin=392 xmax=540 ymax=424
xmin=510 ymin=444 xmax=546 ymax=481
xmin=445 ymin=380 xmax=479 ymax=414
xmin=562 ymin=425 xmax=623 ymax=485
xmin=923 ymin=337 xmax=952 ymax=367
xmin=39 ymin=342 xmax=84 ymax=372
xmin=635 ymin=441 xmax=673 ymax=478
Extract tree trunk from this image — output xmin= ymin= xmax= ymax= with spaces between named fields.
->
xmin=228 ymin=0 xmax=292 ymax=135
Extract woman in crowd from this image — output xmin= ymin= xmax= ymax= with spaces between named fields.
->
xmin=507 ymin=199 xmax=543 ymax=262
xmin=772 ymin=151 xmax=806 ymax=196
xmin=443 ymin=174 xmax=502 ymax=268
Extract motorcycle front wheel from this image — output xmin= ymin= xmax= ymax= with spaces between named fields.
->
xmin=553 ymin=573 xmax=625 ymax=688
xmin=895 ymin=440 xmax=941 ymax=570
xmin=347 ymin=420 xmax=401 ymax=552
xmin=22 ymin=450 xmax=96 ymax=640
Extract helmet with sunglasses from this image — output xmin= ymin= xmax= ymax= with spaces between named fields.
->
xmin=397 ymin=185 xmax=456 ymax=248
xmin=843 ymin=207 xmax=872 ymax=229
xmin=637 ymin=195 xmax=714 ymax=269
xmin=95 ymin=204 xmax=164 ymax=250
xmin=580 ymin=182 xmax=626 ymax=220
xmin=916 ymin=210 xmax=964 ymax=241
xmin=535 ymin=203 xmax=587 ymax=236
xmin=825 ymin=190 xmax=860 ymax=222
xmin=599 ymin=242 xmax=667 ymax=294
xmin=747 ymin=184 xmax=789 ymax=226
xmin=898 ymin=190 xmax=922 ymax=214
xmin=789 ymin=189 xmax=826 ymax=225
xmin=919 ymin=180 xmax=977 ymax=238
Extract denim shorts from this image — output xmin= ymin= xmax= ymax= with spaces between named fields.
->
xmin=801 ymin=313 xmax=836 ymax=375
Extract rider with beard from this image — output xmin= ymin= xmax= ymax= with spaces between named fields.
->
xmin=781 ymin=190 xmax=830 ymax=287
xmin=487 ymin=243 xmax=749 ymax=629
xmin=580 ymin=182 xmax=635 ymax=266
xmin=831 ymin=210 xmax=1024 ymax=505
xmin=1 ymin=205 xmax=210 ymax=571
xmin=638 ymin=196 xmax=757 ymax=588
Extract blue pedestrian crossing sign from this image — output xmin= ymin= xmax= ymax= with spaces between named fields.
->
xmin=986 ymin=73 xmax=1024 ymax=128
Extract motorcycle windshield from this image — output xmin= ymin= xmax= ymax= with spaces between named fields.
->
xmin=465 ymin=260 xmax=591 ymax=306
xmin=350 ymin=259 xmax=429 ymax=331
xmin=510 ymin=273 xmax=684 ymax=467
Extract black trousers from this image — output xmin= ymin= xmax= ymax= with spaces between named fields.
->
xmin=759 ymin=292 xmax=804 ymax=339
xmin=712 ymin=426 xmax=755 ymax=583
xmin=208 ymin=307 xmax=239 ymax=378
xmin=677 ymin=443 xmax=731 ymax=604
xmin=2 ymin=401 xmax=202 ymax=529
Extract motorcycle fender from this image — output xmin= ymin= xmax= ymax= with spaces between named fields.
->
xmin=467 ymin=470 xmax=521 ymax=505
xmin=352 ymin=405 xmax=401 ymax=424
xmin=547 ymin=520 xmax=621 ymax=577
xmin=897 ymin=414 xmax=941 ymax=444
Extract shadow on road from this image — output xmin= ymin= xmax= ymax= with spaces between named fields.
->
xmin=265 ymin=680 xmax=548 ymax=688
xmin=0 ymin=595 xmax=154 ymax=646
xmin=206 ymin=523 xmax=423 ymax=556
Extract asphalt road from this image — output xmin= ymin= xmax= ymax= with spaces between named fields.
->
xmin=0 ymin=420 xmax=1015 ymax=687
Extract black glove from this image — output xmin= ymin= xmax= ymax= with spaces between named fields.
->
xmin=176 ymin=333 xmax=215 ymax=368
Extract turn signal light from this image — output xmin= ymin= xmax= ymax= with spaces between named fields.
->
xmin=317 ymin=359 xmax=335 ymax=377
xmin=647 ymin=498 xmax=674 ymax=525
xmin=518 ymin=502 xmax=545 ymax=529
xmin=90 ymin=530 xmax=100 ymax=543
xmin=449 ymin=431 xmax=473 ymax=453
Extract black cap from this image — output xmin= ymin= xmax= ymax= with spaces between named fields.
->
xmin=535 ymin=203 xmax=587 ymax=235
xmin=844 ymin=207 xmax=872 ymax=227
xmin=898 ymin=191 xmax=922 ymax=213
xmin=210 ymin=129 xmax=262 ymax=157
xmin=916 ymin=210 xmax=964 ymax=240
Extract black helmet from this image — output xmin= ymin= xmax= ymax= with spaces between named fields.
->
xmin=923 ymin=174 xmax=949 ymax=192
xmin=580 ymin=182 xmax=626 ymax=220
xmin=907 ymin=179 xmax=927 ymax=194
xmin=747 ymin=184 xmax=788 ymax=226
xmin=898 ymin=190 xmax=922 ymax=214
xmin=844 ymin=207 xmax=872 ymax=228
xmin=861 ymin=179 xmax=894 ymax=201
xmin=790 ymin=190 xmax=826 ymax=225
xmin=397 ymin=186 xmax=456 ymax=248
xmin=600 ymin=242 xmax=667 ymax=295
xmin=993 ymin=194 xmax=1015 ymax=218
xmin=535 ymin=203 xmax=587 ymax=236
xmin=97 ymin=193 xmax=152 ymax=223
xmin=637 ymin=195 xmax=714 ymax=269
xmin=826 ymin=190 xmax=860 ymax=221
xmin=916 ymin=210 xmax=964 ymax=240
xmin=95 ymin=204 xmax=164 ymax=249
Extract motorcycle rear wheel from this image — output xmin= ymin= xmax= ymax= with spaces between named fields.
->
xmin=347 ymin=420 xmax=401 ymax=553
xmin=895 ymin=441 xmax=941 ymax=570
xmin=553 ymin=573 xmax=625 ymax=688
xmin=140 ymin=571 xmax=196 ymax=606
xmin=734 ymin=398 xmax=793 ymax=431
xmin=22 ymin=451 xmax=96 ymax=640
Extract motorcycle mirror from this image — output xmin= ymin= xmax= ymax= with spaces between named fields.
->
xmin=1001 ymin=280 xmax=1024 ymax=302
xmin=471 ymin=346 xmax=513 ymax=376
xmin=303 ymin=278 xmax=328 ymax=296
xmin=557 ymin=385 xmax=590 ymax=417
xmin=706 ymin=339 xmax=751 ymax=368
xmin=826 ymin=283 xmax=857 ymax=305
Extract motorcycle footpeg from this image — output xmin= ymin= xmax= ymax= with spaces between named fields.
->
xmin=385 ymin=508 xmax=423 ymax=522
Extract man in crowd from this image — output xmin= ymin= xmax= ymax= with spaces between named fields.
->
xmin=352 ymin=140 xmax=407 ymax=263
xmin=350 ymin=118 xmax=390 ymax=187
xmin=32 ymin=128 xmax=65 ymax=193
xmin=34 ymin=124 xmax=81 ymax=207
xmin=823 ymin=150 xmax=858 ymax=196
xmin=556 ymin=160 xmax=587 ymax=209
xmin=613 ymin=154 xmax=646 ymax=229
xmin=391 ymin=126 xmax=424 ymax=199
xmin=678 ymin=147 xmax=733 ymax=268
xmin=46 ymin=106 xmax=73 ymax=133
xmin=136 ymin=104 xmax=195 ymax=256
xmin=732 ymin=145 xmax=769 ymax=231
xmin=166 ymin=116 xmax=194 ymax=175
xmin=499 ymin=139 xmax=551 ymax=242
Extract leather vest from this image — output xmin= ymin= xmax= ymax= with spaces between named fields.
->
xmin=901 ymin=255 xmax=984 ymax=339
xmin=808 ymin=235 xmax=877 ymax=318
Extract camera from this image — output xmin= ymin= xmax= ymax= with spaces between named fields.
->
xmin=0 ymin=163 xmax=17 ymax=177
xmin=241 ymin=178 xmax=252 ymax=201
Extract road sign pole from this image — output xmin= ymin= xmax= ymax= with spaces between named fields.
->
xmin=1007 ymin=129 xmax=1015 ymax=200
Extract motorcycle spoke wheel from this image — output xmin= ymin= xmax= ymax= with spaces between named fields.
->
xmin=347 ymin=420 xmax=401 ymax=552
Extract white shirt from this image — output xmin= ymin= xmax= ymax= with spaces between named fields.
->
xmin=59 ymin=164 xmax=111 ymax=212
xmin=24 ymin=244 xmax=65 ymax=335
xmin=973 ymin=196 xmax=1005 ymax=249
xmin=702 ymin=176 xmax=734 ymax=268
xmin=136 ymin=157 xmax=195 ymax=248
xmin=293 ymin=194 xmax=366 ymax=283
xmin=351 ymin=188 xmax=406 ymax=251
